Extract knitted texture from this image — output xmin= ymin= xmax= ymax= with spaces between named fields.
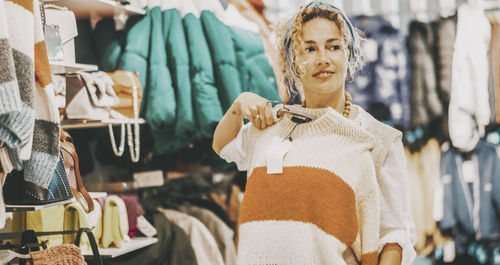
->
xmin=234 ymin=105 xmax=380 ymax=265
xmin=0 ymin=0 xmax=36 ymax=167
xmin=30 ymin=244 xmax=87 ymax=265
xmin=0 ymin=0 xmax=59 ymax=187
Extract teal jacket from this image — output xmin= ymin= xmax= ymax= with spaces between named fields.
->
xmin=200 ymin=11 xmax=242 ymax=112
xmin=164 ymin=8 xmax=196 ymax=141
xmin=93 ymin=17 xmax=123 ymax=72
xmin=116 ymin=9 xmax=151 ymax=115
xmin=229 ymin=26 xmax=280 ymax=101
xmin=184 ymin=13 xmax=223 ymax=139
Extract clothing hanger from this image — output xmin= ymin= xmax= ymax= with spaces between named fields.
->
xmin=269 ymin=101 xmax=317 ymax=123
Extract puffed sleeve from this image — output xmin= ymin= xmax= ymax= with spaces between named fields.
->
xmin=219 ymin=122 xmax=253 ymax=171
xmin=378 ymin=139 xmax=417 ymax=265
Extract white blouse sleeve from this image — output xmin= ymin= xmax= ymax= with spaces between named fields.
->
xmin=219 ymin=122 xmax=253 ymax=171
xmin=378 ymin=139 xmax=417 ymax=265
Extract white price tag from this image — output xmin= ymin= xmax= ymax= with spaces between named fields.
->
xmin=461 ymin=160 xmax=476 ymax=184
xmin=137 ymin=215 xmax=157 ymax=238
xmin=266 ymin=136 xmax=293 ymax=174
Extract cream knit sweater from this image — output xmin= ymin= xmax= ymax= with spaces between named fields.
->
xmin=221 ymin=105 xmax=380 ymax=265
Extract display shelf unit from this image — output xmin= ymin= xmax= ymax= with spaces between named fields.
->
xmin=82 ymin=237 xmax=158 ymax=258
xmin=61 ymin=118 xmax=146 ymax=129
xmin=43 ymin=0 xmax=146 ymax=18
xmin=5 ymin=198 xmax=76 ymax=212
xmin=50 ymin=61 xmax=98 ymax=74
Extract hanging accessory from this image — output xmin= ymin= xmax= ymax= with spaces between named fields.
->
xmin=107 ymin=71 xmax=141 ymax=162
xmin=109 ymin=123 xmax=125 ymax=157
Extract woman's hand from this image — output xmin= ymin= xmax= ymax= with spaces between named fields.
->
xmin=234 ymin=92 xmax=278 ymax=130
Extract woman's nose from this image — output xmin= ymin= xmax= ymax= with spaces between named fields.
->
xmin=316 ymin=49 xmax=330 ymax=66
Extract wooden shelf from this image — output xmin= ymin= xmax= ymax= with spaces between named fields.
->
xmin=61 ymin=118 xmax=146 ymax=129
xmin=5 ymin=198 xmax=76 ymax=212
xmin=50 ymin=61 xmax=98 ymax=74
xmin=82 ymin=237 xmax=158 ymax=258
xmin=43 ymin=0 xmax=146 ymax=18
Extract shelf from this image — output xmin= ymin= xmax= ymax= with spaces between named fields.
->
xmin=50 ymin=61 xmax=98 ymax=74
xmin=43 ymin=0 xmax=146 ymax=18
xmin=61 ymin=118 xmax=146 ymax=129
xmin=5 ymin=198 xmax=76 ymax=212
xmin=82 ymin=237 xmax=158 ymax=258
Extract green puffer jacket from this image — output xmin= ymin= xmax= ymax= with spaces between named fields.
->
xmin=93 ymin=17 xmax=124 ymax=72
xmin=146 ymin=6 xmax=176 ymax=129
xmin=146 ymin=6 xmax=180 ymax=155
xmin=200 ymin=10 xmax=242 ymax=112
xmin=229 ymin=26 xmax=280 ymax=101
xmin=116 ymin=9 xmax=151 ymax=115
xmin=164 ymin=8 xmax=196 ymax=141
xmin=184 ymin=13 xmax=223 ymax=139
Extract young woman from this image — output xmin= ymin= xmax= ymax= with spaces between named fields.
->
xmin=213 ymin=2 xmax=416 ymax=264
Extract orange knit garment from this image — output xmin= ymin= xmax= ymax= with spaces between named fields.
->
xmin=29 ymin=244 xmax=87 ymax=265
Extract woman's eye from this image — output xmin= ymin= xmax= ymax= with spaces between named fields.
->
xmin=305 ymin=47 xmax=315 ymax=52
xmin=329 ymin=45 xmax=341 ymax=50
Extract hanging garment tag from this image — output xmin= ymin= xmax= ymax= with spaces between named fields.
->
xmin=267 ymin=136 xmax=293 ymax=174
xmin=443 ymin=241 xmax=456 ymax=263
xmin=363 ymin=38 xmax=378 ymax=62
xmin=137 ymin=215 xmax=157 ymax=238
xmin=462 ymin=160 xmax=476 ymax=184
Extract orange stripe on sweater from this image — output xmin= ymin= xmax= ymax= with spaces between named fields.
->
xmin=361 ymin=251 xmax=378 ymax=265
xmin=5 ymin=0 xmax=33 ymax=13
xmin=240 ymin=166 xmax=358 ymax=246
xmin=34 ymin=41 xmax=52 ymax=87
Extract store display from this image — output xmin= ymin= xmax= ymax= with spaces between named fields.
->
xmin=1 ymin=0 xmax=499 ymax=265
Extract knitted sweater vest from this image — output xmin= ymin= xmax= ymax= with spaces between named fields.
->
xmin=238 ymin=105 xmax=380 ymax=265
xmin=342 ymin=105 xmax=403 ymax=265
xmin=0 ymin=0 xmax=59 ymax=187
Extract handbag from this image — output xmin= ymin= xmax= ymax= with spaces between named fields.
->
xmin=2 ymin=153 xmax=73 ymax=205
xmin=44 ymin=4 xmax=77 ymax=64
xmin=60 ymin=129 xmax=94 ymax=213
xmin=65 ymin=71 xmax=119 ymax=120
xmin=106 ymin=70 xmax=143 ymax=119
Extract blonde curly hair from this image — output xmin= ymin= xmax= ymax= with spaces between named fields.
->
xmin=276 ymin=1 xmax=364 ymax=84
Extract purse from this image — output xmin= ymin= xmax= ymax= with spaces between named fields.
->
xmin=65 ymin=71 xmax=119 ymax=120
xmin=60 ymin=129 xmax=94 ymax=213
xmin=3 ymin=153 xmax=73 ymax=205
xmin=44 ymin=4 xmax=77 ymax=64
xmin=106 ymin=70 xmax=143 ymax=119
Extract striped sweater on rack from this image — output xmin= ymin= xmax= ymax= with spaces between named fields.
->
xmin=0 ymin=0 xmax=59 ymax=187
xmin=221 ymin=105 xmax=380 ymax=265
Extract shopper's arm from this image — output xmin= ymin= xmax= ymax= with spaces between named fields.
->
xmin=213 ymin=92 xmax=276 ymax=154
xmin=379 ymin=243 xmax=402 ymax=265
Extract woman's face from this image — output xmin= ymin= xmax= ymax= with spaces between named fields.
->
xmin=295 ymin=17 xmax=347 ymax=96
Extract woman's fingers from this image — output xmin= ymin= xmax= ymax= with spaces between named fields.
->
xmin=249 ymin=107 xmax=261 ymax=128
xmin=264 ymin=103 xmax=275 ymax=126
xmin=257 ymin=104 xmax=268 ymax=129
